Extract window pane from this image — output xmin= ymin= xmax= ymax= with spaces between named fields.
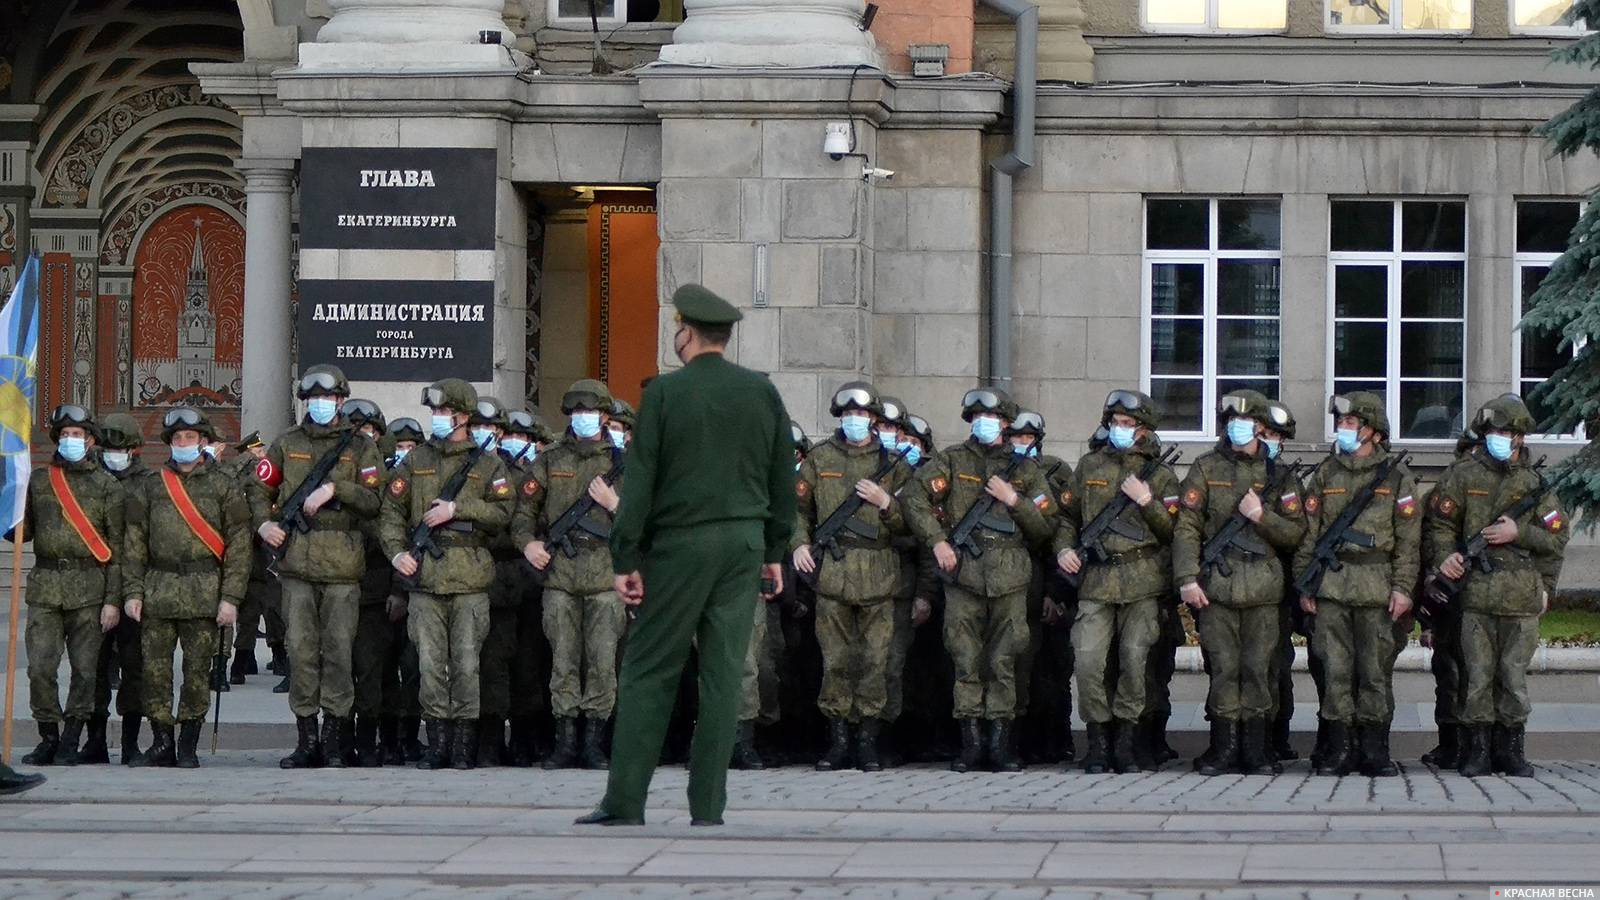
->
xmin=1335 ymin=379 xmax=1386 ymax=399
xmin=1150 ymin=263 xmax=1204 ymax=315
xmin=1218 ymin=319 xmax=1280 ymax=376
xmin=1150 ymin=379 xmax=1204 ymax=431
xmin=1147 ymin=199 xmax=1209 ymax=249
xmin=1399 ymin=322 xmax=1463 ymax=378
xmin=1517 ymin=201 xmax=1580 ymax=253
xmin=1218 ymin=200 xmax=1282 ymax=250
xmin=1334 ymin=322 xmax=1387 ymax=377
xmin=1147 ymin=0 xmax=1208 ymax=23
xmin=1400 ymin=261 xmax=1465 ymax=318
xmin=1217 ymin=377 xmax=1280 ymax=400
xmin=1328 ymin=0 xmax=1390 ymax=25
xmin=1218 ymin=260 xmax=1281 ymax=316
xmin=1522 ymin=383 xmax=1562 ymax=433
xmin=1331 ymin=201 xmax=1393 ymax=252
xmin=1150 ymin=319 xmax=1204 ymax=375
xmin=1522 ymin=330 xmax=1568 ymax=381
xmin=1402 ymin=0 xmax=1473 ymax=28
xmin=1218 ymin=0 xmax=1289 ymax=26
xmin=1334 ymin=265 xmax=1388 ymax=318
xmin=1401 ymin=201 xmax=1466 ymax=252
xmin=1520 ymin=265 xmax=1551 ymax=316
xmin=1514 ymin=0 xmax=1575 ymax=26
xmin=558 ymin=0 xmax=617 ymax=15
xmin=1400 ymin=381 xmax=1463 ymax=439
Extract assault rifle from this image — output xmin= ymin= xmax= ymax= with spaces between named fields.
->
xmin=1293 ymin=450 xmax=1410 ymax=600
xmin=1425 ymin=456 xmax=1547 ymax=605
xmin=265 ymin=428 xmax=357 ymax=579
xmin=1199 ymin=460 xmax=1305 ymax=580
xmin=1062 ymin=446 xmax=1182 ymax=589
xmin=940 ymin=454 xmax=1026 ymax=583
xmin=526 ymin=453 xmax=626 ymax=588
xmin=396 ymin=444 xmax=484 ymax=590
xmin=798 ymin=447 xmax=905 ymax=588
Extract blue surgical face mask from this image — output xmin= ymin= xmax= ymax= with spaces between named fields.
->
xmin=1335 ymin=427 xmax=1362 ymax=454
xmin=902 ymin=444 xmax=922 ymax=467
xmin=470 ymin=427 xmax=497 ymax=452
xmin=58 ymin=436 xmax=87 ymax=463
xmin=571 ymin=411 xmax=602 ymax=439
xmin=840 ymin=414 xmax=872 ymax=443
xmin=171 ymin=444 xmax=202 ymax=465
xmin=307 ymin=397 xmax=338 ymax=426
xmin=1485 ymin=433 xmax=1515 ymax=462
xmin=103 ymin=450 xmax=131 ymax=472
xmin=391 ymin=447 xmax=411 ymax=467
xmin=878 ymin=430 xmax=898 ymax=451
xmin=431 ymin=414 xmax=457 ymax=439
xmin=971 ymin=417 xmax=1002 ymax=445
xmin=1227 ymin=418 xmax=1257 ymax=448
xmin=1011 ymin=441 xmax=1034 ymax=457
xmin=608 ymin=428 xmax=627 ymax=450
xmin=1261 ymin=438 xmax=1282 ymax=460
xmin=1108 ymin=424 xmax=1137 ymax=451
xmin=501 ymin=437 xmax=530 ymax=460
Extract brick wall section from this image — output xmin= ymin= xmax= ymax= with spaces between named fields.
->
xmin=871 ymin=0 xmax=975 ymax=75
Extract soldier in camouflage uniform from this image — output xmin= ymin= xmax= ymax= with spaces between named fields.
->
xmin=1425 ymin=395 xmax=1567 ymax=778
xmin=504 ymin=408 xmax=553 ymax=767
xmin=906 ymin=388 xmax=1057 ymax=773
xmin=227 ymin=431 xmax=272 ymax=686
xmin=514 ymin=380 xmax=627 ymax=770
xmin=1258 ymin=399 xmax=1305 ymax=764
xmin=91 ymin=412 xmax=150 ymax=765
xmin=341 ymin=400 xmax=399 ymax=766
xmin=18 ymin=405 xmax=123 ymax=767
xmin=792 ymin=382 xmax=912 ymax=772
xmin=123 ymin=406 xmax=250 ymax=768
xmin=370 ymin=417 xmax=427 ymax=764
xmin=1054 ymin=390 xmax=1181 ymax=774
xmin=608 ymin=399 xmax=635 ymax=449
xmin=877 ymin=401 xmax=938 ymax=768
xmin=250 ymin=366 xmax=385 ymax=770
xmin=1174 ymin=390 xmax=1307 ymax=775
xmin=1294 ymin=392 xmax=1421 ymax=777
xmin=472 ymin=396 xmax=522 ymax=766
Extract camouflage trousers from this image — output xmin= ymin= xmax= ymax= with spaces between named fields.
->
xmin=1427 ymin=608 xmax=1464 ymax=727
xmin=1143 ymin=600 xmax=1185 ymax=720
xmin=409 ymin=591 xmax=490 ymax=720
xmin=94 ymin=616 xmax=142 ymax=719
xmin=281 ymin=577 xmax=360 ymax=719
xmin=1459 ymin=610 xmax=1539 ymax=726
xmin=815 ymin=595 xmax=895 ymax=721
xmin=944 ymin=587 xmax=1028 ymax=720
xmin=1310 ymin=599 xmax=1397 ymax=726
xmin=1196 ymin=602 xmax=1278 ymax=721
xmin=26 ymin=604 xmax=104 ymax=724
xmin=881 ymin=595 xmax=916 ymax=722
xmin=738 ymin=599 xmax=768 ymax=723
xmin=1073 ymin=597 xmax=1158 ymax=724
xmin=352 ymin=602 xmax=410 ymax=719
xmin=141 ymin=616 xmax=217 ymax=725
xmin=543 ymin=588 xmax=627 ymax=719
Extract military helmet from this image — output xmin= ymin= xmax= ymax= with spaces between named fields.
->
xmin=100 ymin=412 xmax=144 ymax=450
xmin=904 ymin=414 xmax=934 ymax=450
xmin=1262 ymin=399 xmax=1297 ymax=440
xmin=1328 ymin=391 xmax=1389 ymax=438
xmin=1088 ymin=424 xmax=1110 ymax=450
xmin=470 ymin=396 xmax=510 ymax=429
xmin=296 ymin=364 xmax=350 ymax=399
xmin=389 ymin=417 xmax=425 ymax=443
xmin=1472 ymin=393 xmax=1537 ymax=436
xmin=342 ymin=398 xmax=385 ymax=435
xmin=1008 ymin=409 xmax=1045 ymax=438
xmin=421 ymin=378 xmax=477 ymax=413
xmin=878 ymin=396 xmax=908 ymax=429
xmin=609 ymin=398 xmax=637 ymax=430
xmin=1103 ymin=389 xmax=1160 ymax=431
xmin=48 ymin=404 xmax=101 ymax=444
xmin=160 ymin=406 xmax=216 ymax=443
xmin=505 ymin=408 xmax=547 ymax=440
xmin=829 ymin=381 xmax=882 ymax=418
xmin=790 ymin=420 xmax=812 ymax=455
xmin=960 ymin=387 xmax=1016 ymax=423
xmin=560 ymin=379 xmax=613 ymax=415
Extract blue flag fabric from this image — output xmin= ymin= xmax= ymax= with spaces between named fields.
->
xmin=0 ymin=253 xmax=41 ymax=534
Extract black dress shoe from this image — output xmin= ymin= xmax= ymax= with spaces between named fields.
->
xmin=573 ymin=809 xmax=644 ymax=826
xmin=691 ymin=818 xmax=723 ymax=827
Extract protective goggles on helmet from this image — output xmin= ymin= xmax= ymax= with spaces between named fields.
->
xmin=1218 ymin=393 xmax=1254 ymax=418
xmin=790 ymin=422 xmax=808 ymax=446
xmin=1010 ymin=411 xmax=1044 ymax=435
xmin=421 ymin=385 xmax=451 ymax=408
xmin=50 ymin=404 xmax=92 ymax=429
xmin=506 ymin=411 xmax=538 ymax=436
xmin=389 ymin=417 xmax=423 ymax=437
xmin=832 ymin=386 xmax=876 ymax=414
xmin=1472 ymin=404 xmax=1525 ymax=432
xmin=1261 ymin=402 xmax=1294 ymax=432
xmin=1327 ymin=395 xmax=1356 ymax=418
xmin=341 ymin=399 xmax=380 ymax=424
xmin=879 ymin=399 xmax=904 ymax=424
xmin=298 ymin=370 xmax=344 ymax=397
xmin=472 ymin=399 xmax=504 ymax=423
xmin=906 ymin=415 xmax=932 ymax=442
xmin=163 ymin=407 xmax=204 ymax=429
xmin=1104 ymin=390 xmax=1147 ymax=413
xmin=962 ymin=389 xmax=1005 ymax=413
xmin=561 ymin=389 xmax=606 ymax=413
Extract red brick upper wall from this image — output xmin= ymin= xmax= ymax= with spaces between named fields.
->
xmin=870 ymin=0 xmax=975 ymax=75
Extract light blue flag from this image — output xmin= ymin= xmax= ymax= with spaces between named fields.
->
xmin=0 ymin=252 xmax=41 ymax=533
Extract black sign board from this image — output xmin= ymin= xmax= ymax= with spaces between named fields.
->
xmin=297 ymin=279 xmax=495 ymax=382
xmin=300 ymin=147 xmax=496 ymax=251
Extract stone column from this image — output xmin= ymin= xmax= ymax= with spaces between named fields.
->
xmin=660 ymin=0 xmax=883 ymax=68
xmin=300 ymin=0 xmax=516 ymax=68
xmin=239 ymin=160 xmax=297 ymax=439
xmin=977 ymin=0 xmax=1093 ymax=82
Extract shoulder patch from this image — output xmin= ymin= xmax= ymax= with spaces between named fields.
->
xmin=360 ymin=465 xmax=381 ymax=489
xmin=492 ymin=476 xmax=511 ymax=498
xmin=1396 ymin=494 xmax=1417 ymax=518
xmin=1433 ymin=494 xmax=1457 ymax=517
xmin=796 ymin=479 xmax=810 ymax=498
xmin=1183 ymin=488 xmax=1203 ymax=509
xmin=1280 ymin=491 xmax=1300 ymax=514
xmin=1163 ymin=495 xmax=1181 ymax=515
xmin=1033 ymin=493 xmax=1051 ymax=511
xmin=1543 ymin=509 xmax=1566 ymax=532
xmin=523 ymin=478 xmax=540 ymax=497
xmin=929 ymin=476 xmax=949 ymax=496
xmin=1304 ymin=494 xmax=1321 ymax=516
xmin=255 ymin=457 xmax=282 ymax=489
xmin=389 ymin=477 xmax=408 ymax=497
xmin=1059 ymin=489 xmax=1073 ymax=507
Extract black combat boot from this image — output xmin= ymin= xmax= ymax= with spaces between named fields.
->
xmin=1358 ymin=724 xmax=1398 ymax=777
xmin=1458 ymin=724 xmax=1493 ymax=778
xmin=1110 ymin=719 xmax=1142 ymax=774
xmin=130 ymin=722 xmax=175 ymax=768
xmin=1130 ymin=719 xmax=1157 ymax=772
xmin=1080 ymin=722 xmax=1111 ymax=774
xmin=378 ymin=717 xmax=403 ymax=766
xmin=857 ymin=719 xmax=883 ymax=772
xmin=175 ymin=720 xmax=202 ymax=768
xmin=320 ymin=716 xmax=348 ymax=769
xmin=952 ymin=719 xmax=983 ymax=773
xmin=1310 ymin=716 xmax=1330 ymax=770
xmin=1314 ymin=722 xmax=1355 ymax=776
xmin=1147 ymin=713 xmax=1177 ymax=766
xmin=1272 ymin=713 xmax=1299 ymax=762
xmin=543 ymin=717 xmax=579 ymax=769
xmin=417 ymin=719 xmax=450 ymax=770
xmin=120 ymin=716 xmax=144 ymax=766
xmin=77 ymin=714 xmax=110 ymax=765
xmin=229 ymin=651 xmax=250 ymax=685
xmin=477 ymin=717 xmax=505 ymax=767
xmin=879 ymin=721 xmax=903 ymax=769
xmin=353 ymin=716 xmax=381 ymax=768
xmin=580 ymin=717 xmax=609 ymax=770
xmin=401 ymin=715 xmax=426 ymax=762
xmin=1495 ymin=723 xmax=1535 ymax=778
xmin=268 ymin=642 xmax=288 ymax=676
xmin=818 ymin=719 xmax=852 ymax=771
xmin=1197 ymin=720 xmax=1239 ymax=776
xmin=988 ymin=719 xmax=1021 ymax=773
xmin=241 ymin=648 xmax=258 ymax=676
xmin=731 ymin=722 xmax=765 ymax=770
xmin=273 ymin=675 xmax=290 ymax=694
xmin=280 ymin=716 xmax=322 ymax=769
xmin=1238 ymin=719 xmax=1278 ymax=775
xmin=1421 ymin=724 xmax=1460 ymax=769
xmin=452 ymin=718 xmax=477 ymax=770
xmin=507 ymin=716 xmax=536 ymax=768
xmin=52 ymin=719 xmax=85 ymax=766
xmin=21 ymin=722 xmax=60 ymax=766
xmin=0 ymin=766 xmax=45 ymax=796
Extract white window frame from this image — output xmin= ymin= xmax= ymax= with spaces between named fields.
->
xmin=1141 ymin=0 xmax=1288 ymax=32
xmin=1141 ymin=197 xmax=1284 ymax=441
xmin=549 ymin=0 xmax=627 ymax=26
xmin=1508 ymin=0 xmax=1588 ymax=34
xmin=1513 ymin=199 xmax=1587 ymax=443
xmin=1325 ymin=0 xmax=1473 ymax=34
xmin=1325 ymin=198 xmax=1469 ymax=444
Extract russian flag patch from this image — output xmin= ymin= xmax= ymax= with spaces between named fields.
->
xmin=1544 ymin=509 xmax=1565 ymax=532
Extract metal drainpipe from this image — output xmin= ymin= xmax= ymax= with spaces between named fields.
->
xmin=978 ymin=0 xmax=1038 ymax=391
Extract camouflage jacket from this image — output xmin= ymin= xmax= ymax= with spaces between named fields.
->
xmin=358 ymin=462 xmax=403 ymax=606
xmin=791 ymin=435 xmax=912 ymax=603
xmin=247 ymin=422 xmax=384 ymax=584
xmin=24 ymin=455 xmax=125 ymax=610
xmin=891 ymin=455 xmax=941 ymax=604
xmin=381 ymin=437 xmax=514 ymax=596
xmin=1173 ymin=443 xmax=1307 ymax=608
xmin=1423 ymin=447 xmax=1567 ymax=616
xmin=510 ymin=435 xmax=623 ymax=597
xmin=1053 ymin=436 xmax=1181 ymax=606
xmin=124 ymin=459 xmax=252 ymax=616
xmin=1292 ymin=447 xmax=1421 ymax=607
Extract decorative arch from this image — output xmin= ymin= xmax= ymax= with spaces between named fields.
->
xmin=235 ymin=0 xmax=278 ymax=31
xmin=88 ymin=104 xmax=241 ymax=209
xmin=130 ymin=204 xmax=244 ymax=407
xmin=103 ymin=184 xmax=246 ymax=267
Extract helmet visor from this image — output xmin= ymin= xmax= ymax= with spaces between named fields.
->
xmin=562 ymin=390 xmax=606 ymax=413
xmin=50 ymin=404 xmax=92 ymax=429
xmin=163 ymin=407 xmax=203 ymax=429
xmin=1328 ymin=395 xmax=1355 ymax=418
xmin=1105 ymin=390 xmax=1147 ymax=413
xmin=1262 ymin=402 xmax=1294 ymax=431
xmin=832 ymin=387 xmax=875 ymax=414
xmin=506 ymin=411 xmax=537 ymax=435
xmin=298 ymin=370 xmax=342 ymax=396
xmin=421 ymin=385 xmax=449 ymax=408
xmin=962 ymin=389 xmax=1004 ymax=413
xmin=1011 ymin=411 xmax=1044 ymax=434
xmin=341 ymin=399 xmax=379 ymax=423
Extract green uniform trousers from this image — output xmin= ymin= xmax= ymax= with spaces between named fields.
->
xmin=815 ymin=595 xmax=895 ymax=721
xmin=1428 ymin=608 xmax=1464 ymax=727
xmin=1460 ymin=610 xmax=1539 ymax=726
xmin=882 ymin=595 xmax=916 ymax=722
xmin=544 ymin=588 xmax=627 ymax=719
xmin=282 ymin=577 xmax=360 ymax=719
xmin=408 ymin=591 xmax=490 ymax=720
xmin=1311 ymin=599 xmax=1397 ymax=726
xmin=141 ymin=617 xmax=217 ymax=725
xmin=1073 ymin=597 xmax=1158 ymax=724
xmin=26 ymin=605 xmax=104 ymax=724
xmin=1143 ymin=600 xmax=1185 ymax=720
xmin=600 ymin=521 xmax=762 ymax=823
xmin=943 ymin=586 xmax=1028 ymax=720
xmin=94 ymin=617 xmax=142 ymax=718
xmin=1196 ymin=603 xmax=1278 ymax=720
xmin=738 ymin=599 xmax=768 ymax=723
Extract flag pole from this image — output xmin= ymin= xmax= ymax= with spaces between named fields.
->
xmin=3 ymin=518 xmax=22 ymax=764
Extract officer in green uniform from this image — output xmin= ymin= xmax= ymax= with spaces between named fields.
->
xmin=1054 ymin=390 xmax=1181 ymax=774
xmin=792 ymin=382 xmax=910 ymax=772
xmin=92 ymin=412 xmax=150 ymax=765
xmin=1425 ymin=395 xmax=1567 ymax=778
xmin=463 ymin=399 xmax=526 ymax=766
xmin=904 ymin=388 xmax=1057 ymax=773
xmin=502 ymin=408 xmax=550 ymax=767
xmin=1414 ymin=422 xmax=1481 ymax=770
xmin=578 ymin=284 xmax=793 ymax=827
xmin=18 ymin=405 xmax=124 ymax=766
xmin=380 ymin=378 xmax=515 ymax=770
xmin=227 ymin=431 xmax=271 ymax=685
xmin=250 ymin=366 xmax=385 ymax=769
xmin=1174 ymin=390 xmax=1307 ymax=775
xmin=123 ymin=406 xmax=250 ymax=768
xmin=1294 ymin=392 xmax=1420 ymax=777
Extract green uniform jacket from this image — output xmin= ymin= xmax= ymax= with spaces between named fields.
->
xmin=904 ymin=439 xmax=1057 ymax=597
xmin=1292 ymin=447 xmax=1421 ymax=607
xmin=1173 ymin=443 xmax=1307 ymax=608
xmin=609 ymin=352 xmax=795 ymax=573
xmin=1052 ymin=437 xmax=1181 ymax=606
xmin=1037 ymin=453 xmax=1074 ymax=512
xmin=792 ymin=435 xmax=911 ymax=603
xmin=358 ymin=462 xmax=403 ymax=606
xmin=247 ymin=422 xmax=384 ymax=584
xmin=511 ymin=435 xmax=624 ymax=596
xmin=24 ymin=455 xmax=125 ymax=610
xmin=123 ymin=459 xmax=252 ymax=615
xmin=892 ymin=455 xmax=942 ymax=604
xmin=378 ymin=437 xmax=514 ymax=595
xmin=1423 ymin=447 xmax=1567 ymax=616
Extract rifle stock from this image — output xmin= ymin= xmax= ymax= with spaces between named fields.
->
xmin=1199 ymin=460 xmax=1304 ymax=581
xmin=938 ymin=454 xmax=1026 ymax=584
xmin=1061 ymin=447 xmax=1181 ymax=589
xmin=1293 ymin=450 xmax=1410 ymax=600
xmin=798 ymin=447 xmax=905 ymax=588
xmin=396 ymin=444 xmax=484 ymax=590
xmin=265 ymin=429 xmax=358 ymax=579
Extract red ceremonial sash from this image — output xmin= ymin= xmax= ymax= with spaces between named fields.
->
xmin=47 ymin=466 xmax=113 ymax=564
xmin=160 ymin=468 xmax=226 ymax=560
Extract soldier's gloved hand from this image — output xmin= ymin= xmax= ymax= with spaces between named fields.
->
xmin=1387 ymin=590 xmax=1412 ymax=622
xmin=100 ymin=603 xmax=121 ymax=633
xmin=124 ymin=597 xmax=143 ymax=623
xmin=1056 ymin=548 xmax=1082 ymax=575
xmin=386 ymin=593 xmax=408 ymax=623
xmin=302 ymin=483 xmax=337 ymax=517
xmin=792 ymin=545 xmax=817 ymax=574
xmin=217 ymin=601 xmax=238 ymax=628
xmin=258 ymin=521 xmax=288 ymax=548
xmin=523 ymin=540 xmax=552 ymax=571
xmin=933 ymin=541 xmax=958 ymax=573
xmin=1180 ymin=582 xmax=1209 ymax=610
xmin=912 ymin=598 xmax=932 ymax=626
xmin=1440 ymin=552 xmax=1466 ymax=580
xmin=1237 ymin=490 xmax=1264 ymax=523
xmin=1299 ymin=594 xmax=1317 ymax=615
xmin=392 ymin=552 xmax=419 ymax=577
xmin=422 ymin=499 xmax=456 ymax=528
xmin=1481 ymin=515 xmax=1518 ymax=546
xmin=1121 ymin=475 xmax=1153 ymax=507
xmin=985 ymin=476 xmax=1020 ymax=508
xmin=588 ymin=477 xmax=619 ymax=513
xmin=855 ymin=479 xmax=891 ymax=511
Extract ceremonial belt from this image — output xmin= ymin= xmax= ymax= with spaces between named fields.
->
xmin=33 ymin=557 xmax=105 ymax=571
xmin=1094 ymin=545 xmax=1161 ymax=567
xmin=160 ymin=468 xmax=225 ymax=560
xmin=1335 ymin=549 xmax=1389 ymax=565
xmin=48 ymin=466 xmax=112 ymax=564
